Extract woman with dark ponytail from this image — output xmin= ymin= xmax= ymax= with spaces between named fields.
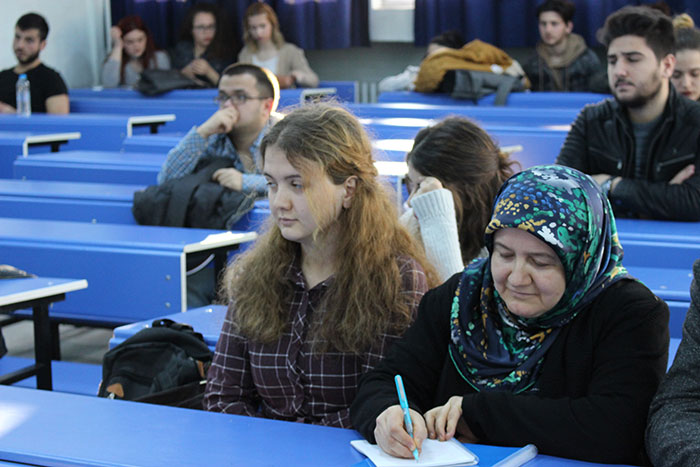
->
xmin=402 ymin=117 xmax=519 ymax=281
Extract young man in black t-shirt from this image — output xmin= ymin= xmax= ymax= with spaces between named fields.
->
xmin=0 ymin=12 xmax=68 ymax=114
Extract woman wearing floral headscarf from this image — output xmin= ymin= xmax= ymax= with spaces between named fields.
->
xmin=351 ymin=165 xmax=669 ymax=465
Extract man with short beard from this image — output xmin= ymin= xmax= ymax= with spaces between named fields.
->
xmin=556 ymin=6 xmax=700 ymax=221
xmin=0 ymin=13 xmax=68 ymax=114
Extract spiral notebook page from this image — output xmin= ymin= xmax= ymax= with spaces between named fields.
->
xmin=350 ymin=438 xmax=478 ymax=467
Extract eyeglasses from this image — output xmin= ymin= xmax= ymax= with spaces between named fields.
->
xmin=193 ymin=24 xmax=216 ymax=32
xmin=215 ymin=91 xmax=270 ymax=106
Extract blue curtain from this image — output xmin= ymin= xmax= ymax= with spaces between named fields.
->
xmin=111 ymin=0 xmax=369 ymax=51
xmin=415 ymin=0 xmax=700 ymax=48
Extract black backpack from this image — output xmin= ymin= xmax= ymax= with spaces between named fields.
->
xmin=98 ymin=319 xmax=213 ymax=409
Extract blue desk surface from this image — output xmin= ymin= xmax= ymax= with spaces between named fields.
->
xmin=349 ymin=103 xmax=579 ymax=125
xmin=0 ymin=277 xmax=87 ymax=308
xmin=617 ymin=218 xmax=700 ymax=243
xmin=110 ymin=305 xmax=227 ymax=351
xmin=0 ymin=385 xmax=634 ymax=467
xmin=15 ymin=150 xmax=165 ymax=167
xmin=0 ymin=114 xmax=174 ymax=152
xmin=0 ymin=179 xmax=144 ymax=201
xmin=0 ymin=217 xmax=254 ymax=253
xmin=0 ymin=113 xmax=171 ymax=129
xmin=0 ymin=131 xmax=81 ymax=151
xmin=627 ymin=266 xmax=692 ymax=303
xmin=377 ymin=91 xmax=611 ymax=108
xmin=70 ymin=80 xmax=355 ymax=103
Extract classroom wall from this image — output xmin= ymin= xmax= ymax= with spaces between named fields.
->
xmin=0 ymin=0 xmax=110 ymax=89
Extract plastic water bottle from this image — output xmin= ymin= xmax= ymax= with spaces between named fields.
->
xmin=15 ymin=73 xmax=31 ymax=117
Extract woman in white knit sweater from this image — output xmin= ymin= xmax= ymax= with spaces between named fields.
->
xmin=401 ymin=117 xmax=518 ymax=281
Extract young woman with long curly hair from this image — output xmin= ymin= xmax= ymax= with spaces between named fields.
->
xmin=204 ymin=103 xmax=438 ymax=427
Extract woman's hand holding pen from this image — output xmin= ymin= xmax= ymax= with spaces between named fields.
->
xmin=424 ymin=396 xmax=478 ymax=443
xmin=374 ymin=405 xmax=427 ymax=459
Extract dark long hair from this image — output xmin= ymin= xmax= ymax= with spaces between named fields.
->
xmin=178 ymin=3 xmax=235 ymax=61
xmin=406 ymin=117 xmax=519 ymax=264
xmin=116 ymin=15 xmax=157 ymax=85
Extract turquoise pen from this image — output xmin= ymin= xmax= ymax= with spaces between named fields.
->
xmin=394 ymin=374 xmax=419 ymax=461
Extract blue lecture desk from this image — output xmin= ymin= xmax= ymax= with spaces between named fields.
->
xmin=0 ymin=179 xmax=144 ymax=224
xmin=69 ymin=80 xmax=356 ymax=103
xmin=0 ymin=113 xmax=175 ymax=151
xmin=13 ymin=150 xmax=166 ymax=185
xmin=347 ymin=103 xmax=579 ymax=126
xmin=0 ymin=179 xmax=270 ymax=232
xmin=376 ymin=90 xmax=612 ymax=108
xmin=0 ymin=131 xmax=81 ymax=178
xmin=110 ymin=305 xmax=227 ymax=351
xmin=0 ymin=385 xmax=636 ymax=467
xmin=0 ymin=277 xmax=87 ymax=390
xmin=0 ymin=217 xmax=256 ymax=323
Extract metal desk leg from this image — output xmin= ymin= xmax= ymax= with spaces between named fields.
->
xmin=32 ymin=303 xmax=53 ymax=390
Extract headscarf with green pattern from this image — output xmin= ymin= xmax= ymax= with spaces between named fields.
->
xmin=449 ymin=165 xmax=629 ymax=392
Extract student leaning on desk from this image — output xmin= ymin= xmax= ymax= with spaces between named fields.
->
xmin=350 ymin=165 xmax=669 ymax=465
xmin=203 ymin=103 xmax=438 ymax=426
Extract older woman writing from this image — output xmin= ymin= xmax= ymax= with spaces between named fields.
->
xmin=350 ymin=165 xmax=669 ymax=465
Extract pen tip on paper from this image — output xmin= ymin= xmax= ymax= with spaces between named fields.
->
xmin=413 ymin=449 xmax=419 ymax=462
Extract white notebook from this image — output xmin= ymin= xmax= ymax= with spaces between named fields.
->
xmin=350 ymin=438 xmax=478 ymax=467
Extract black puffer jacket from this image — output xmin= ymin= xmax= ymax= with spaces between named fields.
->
xmin=556 ymin=86 xmax=700 ymax=221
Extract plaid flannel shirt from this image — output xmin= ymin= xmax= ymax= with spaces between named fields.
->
xmin=157 ymin=124 xmax=269 ymax=196
xmin=204 ymin=255 xmax=428 ymax=427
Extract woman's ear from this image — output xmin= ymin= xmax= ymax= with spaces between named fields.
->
xmin=342 ymin=176 xmax=358 ymax=209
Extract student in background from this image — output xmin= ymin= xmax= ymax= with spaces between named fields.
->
xmin=237 ymin=2 xmax=319 ymax=89
xmin=556 ymin=6 xmax=700 ymax=221
xmin=378 ymin=31 xmax=464 ymax=93
xmin=158 ymin=63 xmax=278 ymax=307
xmin=646 ymin=259 xmax=700 ymax=466
xmin=204 ymin=103 xmax=437 ymax=427
xmin=523 ymin=0 xmax=601 ymax=92
xmin=170 ymin=3 xmax=235 ymax=87
xmin=671 ymin=14 xmax=700 ymax=101
xmin=351 ymin=165 xmax=669 ymax=465
xmin=102 ymin=15 xmax=170 ymax=88
xmin=0 ymin=12 xmax=68 ymax=114
xmin=401 ymin=117 xmax=518 ymax=281
xmin=158 ymin=63 xmax=276 ymax=198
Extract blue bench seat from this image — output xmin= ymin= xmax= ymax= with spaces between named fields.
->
xmin=0 ymin=356 xmax=100 ymax=395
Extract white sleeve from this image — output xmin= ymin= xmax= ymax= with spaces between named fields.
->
xmin=410 ymin=188 xmax=464 ymax=282
xmin=378 ymin=65 xmax=419 ymax=93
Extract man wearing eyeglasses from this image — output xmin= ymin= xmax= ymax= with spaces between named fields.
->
xmin=157 ymin=63 xmax=277 ymax=198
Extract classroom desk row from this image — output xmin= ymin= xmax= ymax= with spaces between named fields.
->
xmin=0 ymin=277 xmax=88 ymax=390
xmin=0 ymin=384 xmax=638 ymax=467
xmin=66 ymin=97 xmax=581 ymax=134
xmin=0 ymin=113 xmax=174 ymax=157
xmin=377 ymin=90 xmax=612 ymax=107
xmin=70 ymin=80 xmax=357 ymax=104
xmin=109 ymin=305 xmax=684 ymax=366
xmin=0 ymin=217 xmax=256 ymax=325
xmin=0 ymin=131 xmax=80 ymax=178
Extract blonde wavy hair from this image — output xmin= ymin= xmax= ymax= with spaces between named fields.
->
xmin=243 ymin=2 xmax=286 ymax=52
xmin=672 ymin=13 xmax=695 ymax=30
xmin=221 ymin=103 xmax=438 ymax=354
